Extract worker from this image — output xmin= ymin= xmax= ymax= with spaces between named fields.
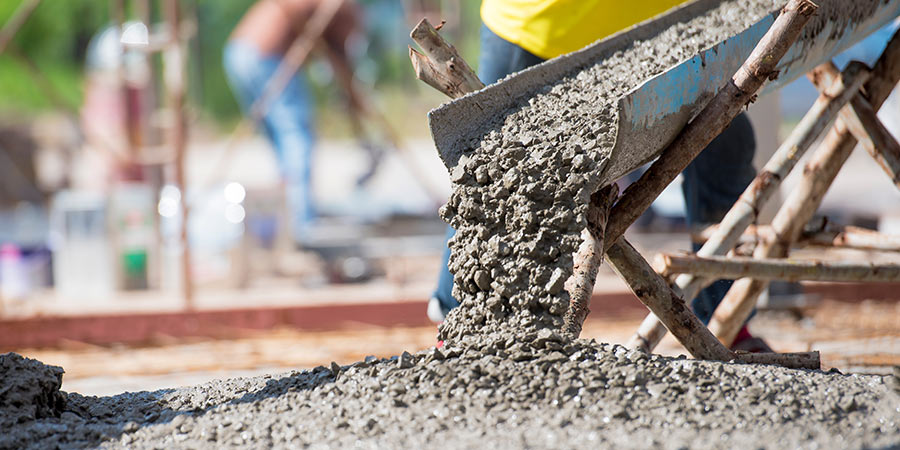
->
xmin=427 ymin=0 xmax=771 ymax=352
xmin=223 ymin=0 xmax=360 ymax=246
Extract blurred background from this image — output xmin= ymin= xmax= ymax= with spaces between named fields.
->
xmin=0 ymin=0 xmax=897 ymax=396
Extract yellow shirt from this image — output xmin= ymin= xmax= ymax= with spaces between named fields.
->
xmin=481 ymin=0 xmax=689 ymax=60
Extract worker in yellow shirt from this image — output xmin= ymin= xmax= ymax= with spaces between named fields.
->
xmin=429 ymin=0 xmax=771 ymax=352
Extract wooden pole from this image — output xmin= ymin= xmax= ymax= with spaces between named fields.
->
xmin=708 ymin=27 xmax=900 ymax=346
xmin=606 ymin=239 xmax=737 ymax=362
xmin=409 ymin=18 xmax=484 ymax=98
xmin=603 ymin=0 xmax=818 ymax=252
xmin=810 ymin=60 xmax=900 ymax=189
xmin=692 ymin=222 xmax=900 ymax=252
xmin=163 ymin=0 xmax=193 ymax=308
xmin=0 ymin=0 xmax=41 ymax=56
xmin=678 ymin=61 xmax=868 ymax=289
xmin=736 ymin=351 xmax=820 ymax=370
xmin=656 ymin=253 xmax=900 ymax=282
xmin=562 ymin=185 xmax=616 ymax=339
xmin=844 ymin=93 xmax=900 ymax=190
xmin=626 ymin=54 xmax=868 ymax=354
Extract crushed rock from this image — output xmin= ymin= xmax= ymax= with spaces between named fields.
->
xmin=436 ymin=0 xmax=892 ymax=345
xmin=4 ymin=1 xmax=900 ymax=449
xmin=2 ymin=343 xmax=899 ymax=449
xmin=435 ymin=0 xmax=784 ymax=344
xmin=0 ymin=353 xmax=66 ymax=429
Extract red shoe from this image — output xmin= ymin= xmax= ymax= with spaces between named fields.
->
xmin=730 ymin=326 xmax=773 ymax=353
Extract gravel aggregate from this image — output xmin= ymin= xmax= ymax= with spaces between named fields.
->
xmin=4 ymin=1 xmax=899 ymax=449
xmin=2 ymin=344 xmax=899 ymax=449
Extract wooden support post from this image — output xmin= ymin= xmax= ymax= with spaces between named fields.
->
xmin=708 ymin=27 xmax=900 ymax=346
xmin=606 ymin=239 xmax=737 ymax=362
xmin=628 ymin=61 xmax=870 ymax=351
xmin=656 ymin=253 xmax=900 ymax=282
xmin=838 ymin=93 xmax=900 ymax=190
xmin=676 ymin=61 xmax=869 ymax=294
xmin=164 ymin=0 xmax=193 ymax=308
xmin=603 ymin=0 xmax=817 ymax=252
xmin=808 ymin=225 xmax=900 ymax=251
xmin=562 ymin=185 xmax=617 ymax=339
xmin=627 ymin=42 xmax=870 ymax=354
xmin=409 ymin=18 xmax=484 ymax=98
xmin=811 ymin=60 xmax=900 ymax=189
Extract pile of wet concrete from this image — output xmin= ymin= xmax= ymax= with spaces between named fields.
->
xmin=2 ymin=344 xmax=899 ymax=449
xmin=4 ymin=1 xmax=900 ymax=448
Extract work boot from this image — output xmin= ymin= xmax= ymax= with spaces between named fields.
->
xmin=730 ymin=325 xmax=773 ymax=353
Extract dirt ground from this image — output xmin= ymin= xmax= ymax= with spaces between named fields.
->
xmin=16 ymin=299 xmax=898 ymax=396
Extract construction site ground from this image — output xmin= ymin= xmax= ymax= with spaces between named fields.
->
xmin=7 ymin=232 xmax=898 ymax=397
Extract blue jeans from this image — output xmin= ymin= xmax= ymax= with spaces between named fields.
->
xmin=223 ymin=40 xmax=316 ymax=242
xmin=433 ymin=25 xmax=757 ymax=325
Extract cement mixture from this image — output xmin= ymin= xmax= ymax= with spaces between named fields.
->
xmin=4 ymin=1 xmax=900 ymax=448
xmin=434 ymin=0 xmax=790 ymax=343
xmin=436 ymin=0 xmax=890 ymax=344
xmin=2 ymin=346 xmax=899 ymax=449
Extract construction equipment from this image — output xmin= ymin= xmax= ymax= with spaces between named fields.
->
xmin=413 ymin=0 xmax=900 ymax=369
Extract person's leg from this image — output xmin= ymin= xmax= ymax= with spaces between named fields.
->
xmin=429 ymin=24 xmax=545 ymax=320
xmin=224 ymin=40 xmax=316 ymax=244
xmin=681 ymin=112 xmax=756 ymax=325
xmin=477 ymin=24 xmax=545 ymax=85
xmin=264 ymin=72 xmax=316 ymax=243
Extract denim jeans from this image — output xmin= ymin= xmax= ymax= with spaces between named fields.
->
xmin=433 ymin=25 xmax=756 ymax=325
xmin=223 ymin=40 xmax=316 ymax=242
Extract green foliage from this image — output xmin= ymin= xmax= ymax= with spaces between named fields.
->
xmin=0 ymin=0 xmax=484 ymax=128
xmin=190 ymin=0 xmax=255 ymax=123
xmin=0 ymin=0 xmax=109 ymax=115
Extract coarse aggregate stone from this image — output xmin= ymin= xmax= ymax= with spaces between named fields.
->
xmin=2 ymin=342 xmax=899 ymax=449
xmin=436 ymin=0 xmax=892 ymax=345
xmin=436 ymin=0 xmax=785 ymax=343
xmin=0 ymin=353 xmax=65 ymax=429
xmin=4 ymin=1 xmax=900 ymax=449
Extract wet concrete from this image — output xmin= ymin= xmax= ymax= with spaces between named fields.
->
xmin=2 ymin=343 xmax=898 ymax=449
xmin=0 ymin=353 xmax=65 ymax=429
xmin=437 ymin=0 xmax=783 ymax=344
xmin=4 ymin=1 xmax=900 ymax=448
